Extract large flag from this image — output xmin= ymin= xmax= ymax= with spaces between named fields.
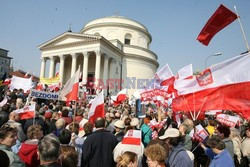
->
xmin=172 ymin=53 xmax=250 ymax=112
xmin=9 ymin=76 xmax=33 ymax=92
xmin=59 ymin=68 xmax=80 ymax=101
xmin=197 ymin=4 xmax=237 ymax=46
xmin=88 ymin=90 xmax=105 ymax=123
xmin=14 ymin=104 xmax=36 ymax=120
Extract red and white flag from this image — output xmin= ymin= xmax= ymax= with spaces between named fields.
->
xmin=122 ymin=130 xmax=141 ymax=146
xmin=155 ymin=64 xmax=174 ymax=86
xmin=14 ymin=104 xmax=36 ymax=120
xmin=197 ymin=4 xmax=237 ymax=46
xmin=190 ymin=124 xmax=209 ymax=142
xmin=59 ymin=68 xmax=80 ymax=101
xmin=115 ymin=89 xmax=127 ymax=103
xmin=88 ymin=90 xmax=105 ymax=123
xmin=10 ymin=76 xmax=33 ymax=92
xmin=168 ymin=64 xmax=193 ymax=95
xmin=172 ymin=53 xmax=250 ymax=112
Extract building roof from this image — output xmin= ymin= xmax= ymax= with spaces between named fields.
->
xmin=80 ymin=15 xmax=149 ymax=33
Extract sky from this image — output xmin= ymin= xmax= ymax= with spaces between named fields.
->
xmin=0 ymin=0 xmax=250 ymax=77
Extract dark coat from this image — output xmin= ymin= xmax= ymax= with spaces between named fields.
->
xmin=81 ymin=129 xmax=118 ymax=167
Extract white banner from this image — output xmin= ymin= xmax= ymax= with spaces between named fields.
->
xmin=216 ymin=114 xmax=239 ymax=127
xmin=30 ymin=89 xmax=59 ymax=100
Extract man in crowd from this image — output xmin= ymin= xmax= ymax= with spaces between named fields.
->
xmin=38 ymin=134 xmax=61 ymax=167
xmin=81 ymin=117 xmax=118 ymax=167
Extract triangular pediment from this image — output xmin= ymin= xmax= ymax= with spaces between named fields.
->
xmin=38 ymin=32 xmax=100 ymax=49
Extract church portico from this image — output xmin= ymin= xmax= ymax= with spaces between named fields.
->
xmin=39 ymin=16 xmax=159 ymax=96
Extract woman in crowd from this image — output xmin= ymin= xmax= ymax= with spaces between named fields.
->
xmin=0 ymin=124 xmax=25 ymax=166
xmin=116 ymin=151 xmax=138 ymax=167
xmin=144 ymin=143 xmax=166 ymax=167
xmin=229 ymin=127 xmax=242 ymax=165
xmin=18 ymin=125 xmax=43 ymax=167
xmin=53 ymin=118 xmax=66 ymax=137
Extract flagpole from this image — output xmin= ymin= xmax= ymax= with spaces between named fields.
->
xmin=234 ymin=5 xmax=250 ymax=52
xmin=73 ymin=101 xmax=77 ymax=132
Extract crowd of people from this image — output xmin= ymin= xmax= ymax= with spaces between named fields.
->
xmin=0 ymin=87 xmax=250 ymax=167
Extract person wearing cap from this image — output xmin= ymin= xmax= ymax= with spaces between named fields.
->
xmin=114 ymin=120 xmax=125 ymax=142
xmin=160 ymin=128 xmax=193 ymax=167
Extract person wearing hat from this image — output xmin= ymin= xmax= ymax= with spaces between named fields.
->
xmin=130 ymin=118 xmax=140 ymax=130
xmin=160 ymin=128 xmax=193 ymax=167
xmin=114 ymin=120 xmax=125 ymax=142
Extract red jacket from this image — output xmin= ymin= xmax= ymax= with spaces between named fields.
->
xmin=18 ymin=140 xmax=40 ymax=167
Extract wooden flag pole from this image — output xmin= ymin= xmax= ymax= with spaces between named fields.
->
xmin=234 ymin=5 xmax=250 ymax=52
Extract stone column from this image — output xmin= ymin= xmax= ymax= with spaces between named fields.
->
xmin=71 ymin=53 xmax=78 ymax=77
xmin=95 ymin=50 xmax=101 ymax=86
xmin=59 ymin=55 xmax=65 ymax=84
xmin=103 ymin=55 xmax=109 ymax=95
xmin=82 ymin=52 xmax=89 ymax=84
xmin=40 ymin=57 xmax=46 ymax=78
xmin=49 ymin=56 xmax=55 ymax=78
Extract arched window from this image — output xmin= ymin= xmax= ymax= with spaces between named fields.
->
xmin=124 ymin=33 xmax=132 ymax=45
xmin=94 ymin=32 xmax=100 ymax=36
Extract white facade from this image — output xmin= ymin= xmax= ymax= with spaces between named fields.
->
xmin=38 ymin=16 xmax=159 ymax=96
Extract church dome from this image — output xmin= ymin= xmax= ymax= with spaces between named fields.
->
xmin=81 ymin=15 xmax=148 ymax=32
xmin=80 ymin=15 xmax=152 ymax=45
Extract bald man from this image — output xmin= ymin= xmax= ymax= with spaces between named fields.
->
xmin=7 ymin=112 xmax=26 ymax=142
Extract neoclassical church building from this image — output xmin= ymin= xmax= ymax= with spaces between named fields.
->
xmin=38 ymin=16 xmax=159 ymax=96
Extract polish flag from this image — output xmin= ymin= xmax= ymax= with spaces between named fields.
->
xmin=189 ymin=124 xmax=209 ymax=142
xmin=197 ymin=4 xmax=237 ymax=46
xmin=115 ymin=89 xmax=127 ymax=103
xmin=14 ymin=104 xmax=36 ymax=120
xmin=155 ymin=64 xmax=174 ymax=86
xmin=172 ymin=53 xmax=250 ymax=112
xmin=122 ymin=130 xmax=141 ymax=146
xmin=88 ymin=90 xmax=105 ymax=123
xmin=59 ymin=68 xmax=80 ymax=101
xmin=168 ymin=64 xmax=193 ymax=95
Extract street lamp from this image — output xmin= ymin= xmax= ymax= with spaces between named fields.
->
xmin=205 ymin=52 xmax=222 ymax=69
